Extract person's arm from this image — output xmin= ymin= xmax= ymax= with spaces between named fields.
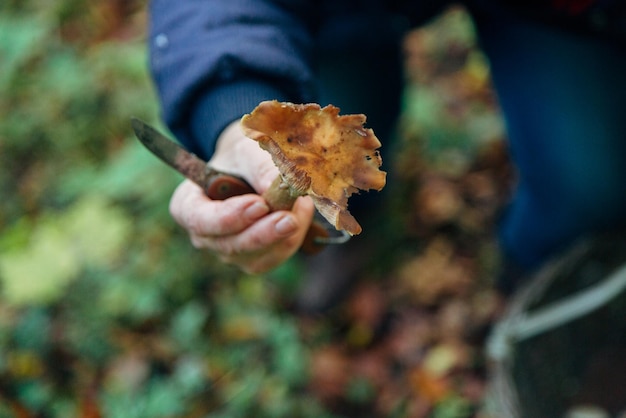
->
xmin=148 ymin=0 xmax=319 ymax=272
xmin=148 ymin=0 xmax=318 ymax=159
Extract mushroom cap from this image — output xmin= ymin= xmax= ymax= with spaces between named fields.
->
xmin=241 ymin=100 xmax=386 ymax=235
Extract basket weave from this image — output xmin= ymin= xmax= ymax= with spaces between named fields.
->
xmin=486 ymin=234 xmax=626 ymax=418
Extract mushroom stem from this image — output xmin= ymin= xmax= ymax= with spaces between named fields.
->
xmin=261 ymin=176 xmax=301 ymax=211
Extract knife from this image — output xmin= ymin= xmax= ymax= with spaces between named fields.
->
xmin=131 ymin=118 xmax=348 ymax=253
xmin=131 ymin=117 xmax=255 ymax=200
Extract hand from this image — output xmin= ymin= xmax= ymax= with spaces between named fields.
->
xmin=169 ymin=120 xmax=316 ymax=273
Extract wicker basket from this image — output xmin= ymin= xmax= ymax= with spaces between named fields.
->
xmin=486 ymin=234 xmax=626 ymax=418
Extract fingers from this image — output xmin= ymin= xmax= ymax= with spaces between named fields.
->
xmin=170 ymin=180 xmax=269 ymax=236
xmin=212 ymin=197 xmax=315 ymax=273
xmin=169 ymin=179 xmax=316 ymax=273
xmin=195 ymin=197 xmax=315 ymax=273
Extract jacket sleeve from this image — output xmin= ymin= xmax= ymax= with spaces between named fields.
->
xmin=148 ymin=0 xmax=318 ymax=158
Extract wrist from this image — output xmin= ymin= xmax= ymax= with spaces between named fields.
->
xmin=209 ymin=120 xmax=278 ymax=193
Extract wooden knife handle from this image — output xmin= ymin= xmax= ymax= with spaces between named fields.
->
xmin=205 ymin=172 xmax=256 ymax=200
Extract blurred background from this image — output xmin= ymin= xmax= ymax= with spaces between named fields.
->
xmin=0 ymin=1 xmax=510 ymax=417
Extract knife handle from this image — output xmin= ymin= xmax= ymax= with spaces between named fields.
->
xmin=204 ymin=173 xmax=328 ymax=254
xmin=205 ymin=172 xmax=256 ymax=200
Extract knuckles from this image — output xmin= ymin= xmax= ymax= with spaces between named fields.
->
xmin=170 ymin=179 xmax=307 ymax=275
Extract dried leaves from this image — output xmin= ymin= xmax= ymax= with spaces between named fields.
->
xmin=0 ymin=5 xmax=514 ymax=418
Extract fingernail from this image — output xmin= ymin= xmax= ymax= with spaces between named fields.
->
xmin=244 ymin=202 xmax=269 ymax=221
xmin=275 ymin=215 xmax=297 ymax=235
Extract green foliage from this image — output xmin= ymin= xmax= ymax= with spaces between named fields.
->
xmin=0 ymin=196 xmax=131 ymax=305
xmin=433 ymin=396 xmax=473 ymax=418
xmin=0 ymin=2 xmax=503 ymax=417
xmin=400 ymin=8 xmax=504 ymax=175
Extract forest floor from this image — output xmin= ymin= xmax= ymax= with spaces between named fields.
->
xmin=0 ymin=3 xmax=518 ymax=417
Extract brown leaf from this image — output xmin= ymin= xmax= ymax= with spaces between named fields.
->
xmin=410 ymin=366 xmax=450 ymax=404
xmin=398 ymin=237 xmax=474 ymax=305
xmin=8 ymin=401 xmax=35 ymax=418
xmin=415 ymin=176 xmax=463 ymax=226
xmin=352 ymin=348 xmax=391 ymax=388
xmin=309 ymin=346 xmax=352 ymax=401
xmin=346 ymin=282 xmax=387 ymax=328
xmin=78 ymin=392 xmax=103 ymax=418
xmin=436 ymin=299 xmax=472 ymax=342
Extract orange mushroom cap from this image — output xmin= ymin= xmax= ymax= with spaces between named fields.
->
xmin=241 ymin=100 xmax=386 ymax=235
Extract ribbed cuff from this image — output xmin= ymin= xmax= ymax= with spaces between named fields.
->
xmin=190 ymin=80 xmax=291 ymax=159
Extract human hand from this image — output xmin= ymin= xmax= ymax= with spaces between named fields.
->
xmin=169 ymin=120 xmax=316 ymax=273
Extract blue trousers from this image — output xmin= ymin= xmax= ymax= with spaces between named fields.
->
xmin=475 ymin=15 xmax=626 ymax=272
xmin=316 ymin=10 xmax=626 ymax=282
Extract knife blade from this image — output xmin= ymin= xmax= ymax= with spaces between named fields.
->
xmin=131 ymin=117 xmax=255 ymax=200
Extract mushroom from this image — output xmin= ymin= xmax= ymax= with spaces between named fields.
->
xmin=241 ymin=100 xmax=386 ymax=236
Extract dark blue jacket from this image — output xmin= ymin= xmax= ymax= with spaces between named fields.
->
xmin=148 ymin=0 xmax=624 ymax=159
